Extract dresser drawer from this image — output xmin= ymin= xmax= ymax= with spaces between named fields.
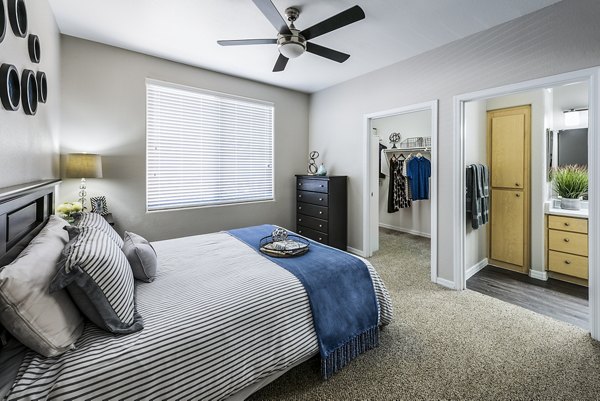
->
xmin=548 ymin=229 xmax=588 ymax=256
xmin=297 ymin=202 xmax=328 ymax=220
xmin=297 ymin=190 xmax=328 ymax=207
xmin=297 ymin=178 xmax=328 ymax=193
xmin=548 ymin=250 xmax=588 ymax=279
xmin=548 ymin=215 xmax=588 ymax=234
xmin=297 ymin=214 xmax=328 ymax=233
xmin=297 ymin=226 xmax=328 ymax=244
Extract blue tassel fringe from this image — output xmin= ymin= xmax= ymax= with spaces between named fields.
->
xmin=321 ymin=326 xmax=379 ymax=380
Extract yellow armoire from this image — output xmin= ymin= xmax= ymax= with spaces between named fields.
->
xmin=487 ymin=105 xmax=531 ymax=273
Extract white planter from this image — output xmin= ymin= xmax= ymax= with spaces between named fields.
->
xmin=561 ymin=197 xmax=582 ymax=210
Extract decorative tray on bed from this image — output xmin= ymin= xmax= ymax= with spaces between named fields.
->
xmin=259 ymin=228 xmax=309 ymax=258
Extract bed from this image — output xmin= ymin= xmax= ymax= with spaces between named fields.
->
xmin=0 ymin=180 xmax=392 ymax=400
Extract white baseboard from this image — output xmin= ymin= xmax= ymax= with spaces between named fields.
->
xmin=378 ymin=223 xmax=431 ymax=238
xmin=465 ymin=258 xmax=488 ymax=280
xmin=435 ymin=277 xmax=456 ymax=289
xmin=347 ymin=246 xmax=366 ymax=257
xmin=529 ymin=269 xmax=548 ymax=281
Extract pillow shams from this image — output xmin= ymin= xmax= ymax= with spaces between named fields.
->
xmin=51 ymin=226 xmax=143 ymax=334
xmin=0 ymin=215 xmax=84 ymax=357
xmin=74 ymin=212 xmax=123 ymax=247
xmin=122 ymin=232 xmax=157 ymax=283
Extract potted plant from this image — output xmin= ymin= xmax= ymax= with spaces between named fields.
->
xmin=552 ymin=165 xmax=588 ymax=210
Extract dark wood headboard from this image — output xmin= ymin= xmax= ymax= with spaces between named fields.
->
xmin=0 ymin=179 xmax=61 ymax=267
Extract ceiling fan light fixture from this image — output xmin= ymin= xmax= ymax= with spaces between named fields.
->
xmin=277 ymin=31 xmax=306 ymax=58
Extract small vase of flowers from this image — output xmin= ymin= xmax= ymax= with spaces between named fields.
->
xmin=56 ymin=201 xmax=83 ymax=223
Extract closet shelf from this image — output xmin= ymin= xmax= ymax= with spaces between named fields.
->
xmin=383 ymin=147 xmax=431 ymax=154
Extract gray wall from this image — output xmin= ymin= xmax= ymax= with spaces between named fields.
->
xmin=309 ymin=0 xmax=600 ymax=281
xmin=0 ymin=0 xmax=60 ymax=188
xmin=59 ymin=36 xmax=309 ymax=241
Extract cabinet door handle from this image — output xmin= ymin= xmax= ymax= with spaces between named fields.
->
xmin=515 ymin=193 xmax=521 ymax=198
xmin=515 ymin=182 xmax=520 ymax=187
xmin=564 ymin=238 xmax=570 ymax=243
xmin=565 ymin=260 xmax=572 ymax=265
xmin=564 ymin=222 xmax=570 ymax=227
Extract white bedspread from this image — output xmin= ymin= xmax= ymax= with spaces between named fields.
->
xmin=6 ymin=232 xmax=392 ymax=400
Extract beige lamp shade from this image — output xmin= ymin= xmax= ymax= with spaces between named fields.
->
xmin=65 ymin=153 xmax=103 ymax=178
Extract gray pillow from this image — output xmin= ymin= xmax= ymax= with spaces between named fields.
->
xmin=50 ymin=226 xmax=143 ymax=334
xmin=122 ymin=232 xmax=157 ymax=283
xmin=74 ymin=212 xmax=123 ymax=247
xmin=0 ymin=215 xmax=84 ymax=357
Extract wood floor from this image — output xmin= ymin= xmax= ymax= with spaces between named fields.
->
xmin=467 ymin=265 xmax=589 ymax=330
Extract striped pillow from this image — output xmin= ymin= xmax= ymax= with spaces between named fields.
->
xmin=74 ymin=212 xmax=123 ymax=247
xmin=50 ymin=226 xmax=143 ymax=334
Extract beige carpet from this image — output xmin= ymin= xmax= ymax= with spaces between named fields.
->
xmin=250 ymin=229 xmax=600 ymax=400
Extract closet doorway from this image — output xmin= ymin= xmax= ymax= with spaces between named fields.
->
xmin=363 ymin=101 xmax=438 ymax=283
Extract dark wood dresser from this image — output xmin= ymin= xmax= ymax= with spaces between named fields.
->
xmin=295 ymin=175 xmax=347 ymax=250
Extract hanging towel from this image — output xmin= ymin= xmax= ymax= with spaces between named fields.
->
xmin=466 ymin=164 xmax=489 ymax=229
xmin=481 ymin=164 xmax=490 ymax=225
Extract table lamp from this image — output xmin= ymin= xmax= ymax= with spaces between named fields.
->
xmin=65 ymin=153 xmax=103 ymax=210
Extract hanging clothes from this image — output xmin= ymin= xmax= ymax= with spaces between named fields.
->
xmin=387 ymin=156 xmax=411 ymax=213
xmin=465 ymin=164 xmax=489 ymax=229
xmin=379 ymin=143 xmax=387 ymax=179
xmin=406 ymin=156 xmax=431 ymax=201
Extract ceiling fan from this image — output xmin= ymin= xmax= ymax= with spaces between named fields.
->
xmin=217 ymin=0 xmax=365 ymax=72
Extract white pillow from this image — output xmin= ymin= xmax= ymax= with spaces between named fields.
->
xmin=0 ymin=216 xmax=84 ymax=357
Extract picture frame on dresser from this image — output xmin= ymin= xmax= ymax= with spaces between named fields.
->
xmin=295 ymin=175 xmax=347 ymax=251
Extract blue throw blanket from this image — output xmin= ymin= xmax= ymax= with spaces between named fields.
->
xmin=228 ymin=224 xmax=379 ymax=379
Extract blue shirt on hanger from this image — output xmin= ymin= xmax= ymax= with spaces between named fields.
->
xmin=407 ymin=156 xmax=431 ymax=200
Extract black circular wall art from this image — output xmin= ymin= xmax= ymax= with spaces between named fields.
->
xmin=8 ymin=0 xmax=27 ymax=38
xmin=20 ymin=69 xmax=37 ymax=115
xmin=36 ymin=71 xmax=46 ymax=103
xmin=0 ymin=0 xmax=6 ymax=43
xmin=0 ymin=63 xmax=20 ymax=111
xmin=28 ymin=34 xmax=40 ymax=63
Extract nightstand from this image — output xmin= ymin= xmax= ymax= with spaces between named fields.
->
xmin=103 ymin=213 xmax=115 ymax=226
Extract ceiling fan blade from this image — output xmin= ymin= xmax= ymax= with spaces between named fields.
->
xmin=217 ymin=39 xmax=277 ymax=46
xmin=252 ymin=0 xmax=292 ymax=35
xmin=273 ymin=54 xmax=289 ymax=72
xmin=300 ymin=5 xmax=365 ymax=41
xmin=306 ymin=42 xmax=350 ymax=63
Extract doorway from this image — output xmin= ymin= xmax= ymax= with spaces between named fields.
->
xmin=453 ymin=67 xmax=600 ymax=338
xmin=363 ymin=101 xmax=438 ymax=283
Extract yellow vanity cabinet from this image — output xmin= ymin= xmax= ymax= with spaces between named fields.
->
xmin=546 ymin=214 xmax=589 ymax=282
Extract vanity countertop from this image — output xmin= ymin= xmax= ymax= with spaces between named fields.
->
xmin=544 ymin=204 xmax=589 ymax=219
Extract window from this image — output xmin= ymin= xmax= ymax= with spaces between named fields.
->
xmin=146 ymin=80 xmax=274 ymax=212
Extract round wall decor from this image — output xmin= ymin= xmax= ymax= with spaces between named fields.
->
xmin=21 ymin=68 xmax=37 ymax=115
xmin=36 ymin=71 xmax=46 ymax=103
xmin=0 ymin=0 xmax=6 ymax=43
xmin=28 ymin=34 xmax=40 ymax=63
xmin=0 ymin=63 xmax=20 ymax=111
xmin=8 ymin=0 xmax=27 ymax=38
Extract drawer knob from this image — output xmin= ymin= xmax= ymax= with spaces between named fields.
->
xmin=564 ymin=238 xmax=570 ymax=243
xmin=319 ymin=211 xmax=323 ymax=214
xmin=564 ymin=222 xmax=570 ymax=227
xmin=298 ymin=218 xmax=302 ymax=222
xmin=299 ymin=230 xmax=302 ymax=234
xmin=565 ymin=260 xmax=572 ymax=265
xmin=298 ymin=195 xmax=302 ymax=198
xmin=320 ymin=184 xmax=324 ymax=188
xmin=298 ymin=183 xmax=302 ymax=186
xmin=319 ymin=224 xmax=323 ymax=228
xmin=298 ymin=207 xmax=302 ymax=210
xmin=516 ymin=193 xmax=520 ymax=198
xmin=515 ymin=182 xmax=520 ymax=187
xmin=319 ymin=237 xmax=322 ymax=241
xmin=319 ymin=198 xmax=323 ymax=201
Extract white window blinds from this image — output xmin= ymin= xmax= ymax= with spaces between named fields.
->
xmin=146 ymin=80 xmax=274 ymax=212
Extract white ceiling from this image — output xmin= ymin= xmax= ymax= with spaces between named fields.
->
xmin=48 ymin=0 xmax=562 ymax=93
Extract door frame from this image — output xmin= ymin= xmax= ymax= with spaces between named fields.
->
xmin=453 ymin=67 xmax=600 ymax=339
xmin=362 ymin=100 xmax=439 ymax=284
